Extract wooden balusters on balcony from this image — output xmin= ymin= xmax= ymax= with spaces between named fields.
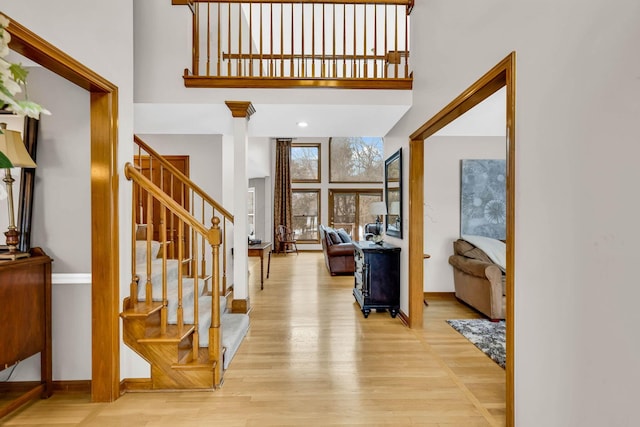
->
xmin=173 ymin=0 xmax=412 ymax=89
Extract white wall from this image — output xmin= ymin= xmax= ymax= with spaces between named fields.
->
xmin=248 ymin=136 xmax=272 ymax=179
xmin=136 ymin=134 xmax=223 ymax=203
xmin=0 ymin=66 xmax=94 ymax=382
xmin=0 ymin=66 xmax=92 ymax=273
xmin=1 ymin=0 xmax=136 ymax=379
xmin=4 ymin=2 xmax=640 ymax=424
xmin=386 ymin=1 xmax=640 ymax=425
xmin=26 ymin=67 xmax=91 ymax=272
xmin=424 ymin=136 xmax=505 ymax=292
xmin=1 ymin=276 xmax=92 ymax=382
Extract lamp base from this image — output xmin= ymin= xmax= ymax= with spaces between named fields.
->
xmin=0 ymin=226 xmax=30 ymax=260
xmin=0 ymin=246 xmax=31 ymax=260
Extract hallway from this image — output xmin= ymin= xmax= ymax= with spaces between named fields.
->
xmin=2 ymin=252 xmax=504 ymax=426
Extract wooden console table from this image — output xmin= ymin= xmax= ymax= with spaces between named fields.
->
xmin=248 ymin=242 xmax=271 ymax=290
xmin=0 ymin=248 xmax=53 ymax=419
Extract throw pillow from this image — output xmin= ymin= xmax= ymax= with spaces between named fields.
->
xmin=328 ymin=230 xmax=342 ymax=244
xmin=336 ymin=228 xmax=352 ymax=243
xmin=454 ymin=239 xmax=492 ymax=264
xmin=464 ymin=247 xmax=493 ymax=264
xmin=453 ymin=239 xmax=475 ymax=255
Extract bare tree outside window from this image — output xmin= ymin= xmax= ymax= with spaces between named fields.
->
xmin=292 ymin=190 xmax=320 ymax=241
xmin=329 ymin=137 xmax=384 ymax=183
xmin=291 ymin=144 xmax=320 ymax=182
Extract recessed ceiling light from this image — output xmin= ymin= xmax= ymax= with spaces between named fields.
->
xmin=297 ymin=121 xmax=308 ymax=128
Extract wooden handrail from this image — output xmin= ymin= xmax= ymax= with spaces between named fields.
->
xmin=134 ymin=135 xmax=234 ymax=223
xmin=223 ymin=52 xmax=388 ymax=61
xmin=174 ymin=0 xmax=412 ymax=6
xmin=125 ymin=163 xmax=211 ymax=240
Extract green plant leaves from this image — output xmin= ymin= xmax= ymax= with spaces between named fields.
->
xmin=0 ymin=150 xmax=13 ymax=168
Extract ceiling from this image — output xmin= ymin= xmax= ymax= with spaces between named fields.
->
xmin=134 ymin=98 xmax=412 ymax=139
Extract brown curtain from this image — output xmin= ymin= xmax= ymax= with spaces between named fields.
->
xmin=274 ymin=138 xmax=293 ymax=252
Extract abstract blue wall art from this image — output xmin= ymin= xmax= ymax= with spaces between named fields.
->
xmin=460 ymin=159 xmax=506 ymax=240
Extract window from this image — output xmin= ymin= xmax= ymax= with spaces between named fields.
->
xmin=292 ymin=190 xmax=320 ymax=242
xmin=329 ymin=137 xmax=384 ymax=183
xmin=329 ymin=190 xmax=382 ymax=241
xmin=247 ymin=187 xmax=255 ymax=238
xmin=291 ymin=143 xmax=320 ymax=182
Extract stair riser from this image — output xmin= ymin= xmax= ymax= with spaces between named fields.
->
xmin=122 ymin=319 xmax=188 ymax=362
xmin=151 ymin=365 xmax=215 ymax=389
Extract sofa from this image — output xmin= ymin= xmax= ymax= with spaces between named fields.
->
xmin=318 ymin=224 xmax=355 ymax=275
xmin=448 ymin=235 xmax=506 ymax=320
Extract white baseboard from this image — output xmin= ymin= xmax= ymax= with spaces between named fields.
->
xmin=52 ymin=273 xmax=92 ymax=285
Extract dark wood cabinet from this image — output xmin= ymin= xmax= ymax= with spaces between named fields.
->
xmin=353 ymin=241 xmax=400 ymax=318
xmin=0 ymin=248 xmax=53 ymax=419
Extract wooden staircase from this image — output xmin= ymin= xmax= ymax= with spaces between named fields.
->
xmin=120 ymin=136 xmax=247 ymax=390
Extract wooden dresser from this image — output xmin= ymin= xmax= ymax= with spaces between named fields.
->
xmin=0 ymin=248 xmax=53 ymax=419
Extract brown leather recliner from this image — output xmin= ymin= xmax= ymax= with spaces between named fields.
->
xmin=318 ymin=224 xmax=355 ymax=275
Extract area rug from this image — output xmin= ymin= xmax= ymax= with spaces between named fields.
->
xmin=446 ymin=319 xmax=506 ymax=369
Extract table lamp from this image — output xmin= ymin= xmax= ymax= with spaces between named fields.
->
xmin=0 ymin=122 xmax=37 ymax=260
xmin=369 ymin=201 xmax=387 ymax=241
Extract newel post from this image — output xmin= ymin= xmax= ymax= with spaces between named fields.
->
xmin=207 ymin=216 xmax=223 ymax=386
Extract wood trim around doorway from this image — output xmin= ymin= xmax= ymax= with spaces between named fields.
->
xmin=7 ymin=17 xmax=121 ymax=402
xmin=408 ymin=52 xmax=516 ymax=427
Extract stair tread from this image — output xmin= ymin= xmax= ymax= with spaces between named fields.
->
xmin=120 ymin=301 xmax=163 ymax=318
xmin=220 ymin=313 xmax=250 ymax=369
xmin=138 ymin=324 xmax=196 ymax=344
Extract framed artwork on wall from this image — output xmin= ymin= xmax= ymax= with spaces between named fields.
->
xmin=460 ymin=159 xmax=506 ymax=240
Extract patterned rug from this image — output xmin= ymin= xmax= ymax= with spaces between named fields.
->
xmin=446 ymin=319 xmax=506 ymax=369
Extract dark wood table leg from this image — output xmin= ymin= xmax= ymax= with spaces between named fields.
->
xmin=267 ymin=249 xmax=271 ymax=279
xmin=260 ymin=251 xmax=264 ymax=290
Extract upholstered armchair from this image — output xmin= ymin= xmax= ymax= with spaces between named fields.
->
xmin=448 ymin=237 xmax=506 ymax=320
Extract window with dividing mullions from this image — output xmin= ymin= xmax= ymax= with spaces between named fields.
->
xmin=292 ymin=190 xmax=320 ymax=242
xmin=291 ymin=143 xmax=320 ymax=183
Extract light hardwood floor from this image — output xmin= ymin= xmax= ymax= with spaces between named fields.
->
xmin=1 ymin=252 xmax=504 ymax=426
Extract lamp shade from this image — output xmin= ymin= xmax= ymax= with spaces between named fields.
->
xmin=369 ymin=201 xmax=387 ymax=216
xmin=0 ymin=123 xmax=36 ymax=168
xmin=389 ymin=201 xmax=400 ymax=215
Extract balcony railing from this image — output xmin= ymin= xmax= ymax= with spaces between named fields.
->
xmin=174 ymin=0 xmax=413 ymax=89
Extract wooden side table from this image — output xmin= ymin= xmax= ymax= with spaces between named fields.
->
xmin=248 ymin=242 xmax=272 ymax=290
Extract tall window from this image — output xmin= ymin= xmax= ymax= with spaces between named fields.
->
xmin=291 ymin=143 xmax=320 ymax=182
xmin=329 ymin=137 xmax=384 ymax=183
xmin=292 ymin=190 xmax=320 ymax=242
xmin=329 ymin=190 xmax=382 ymax=241
xmin=247 ymin=187 xmax=255 ymax=237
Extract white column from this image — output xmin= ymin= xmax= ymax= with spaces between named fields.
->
xmin=225 ymin=101 xmax=255 ymax=311
xmin=221 ymin=134 xmax=235 ymax=287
